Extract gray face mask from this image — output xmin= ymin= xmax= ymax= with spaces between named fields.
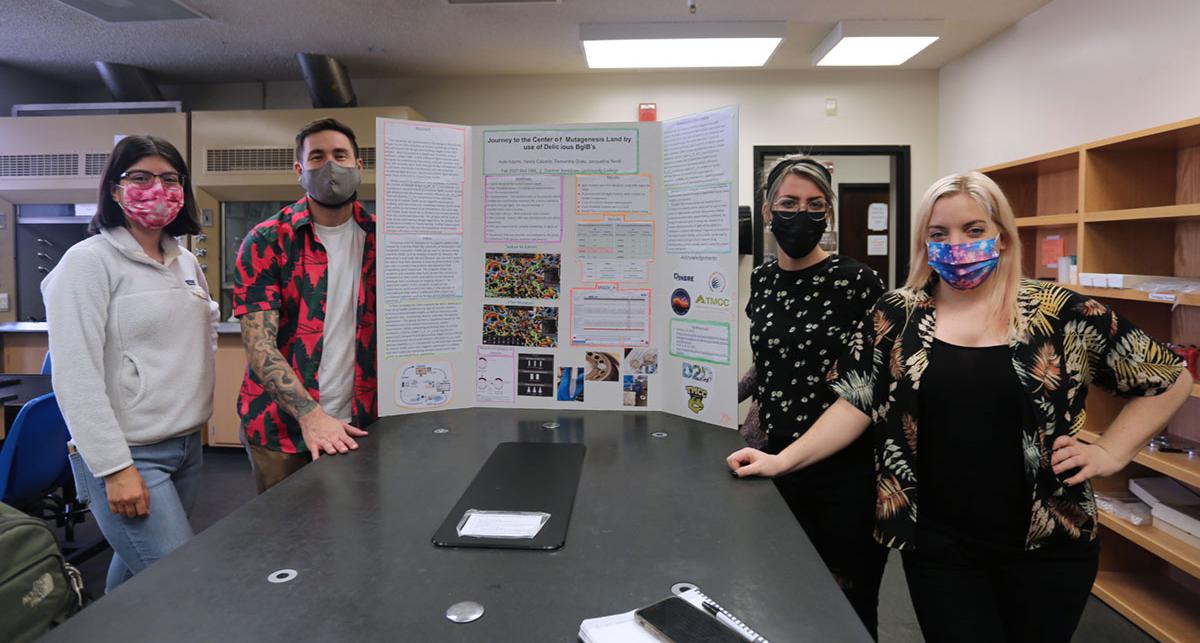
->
xmin=300 ymin=161 xmax=360 ymax=207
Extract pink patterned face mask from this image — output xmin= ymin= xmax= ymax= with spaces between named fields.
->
xmin=117 ymin=181 xmax=184 ymax=229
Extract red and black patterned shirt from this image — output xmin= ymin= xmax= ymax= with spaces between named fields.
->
xmin=233 ymin=197 xmax=377 ymax=453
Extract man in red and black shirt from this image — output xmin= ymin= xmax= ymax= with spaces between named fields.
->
xmin=233 ymin=118 xmax=377 ymax=493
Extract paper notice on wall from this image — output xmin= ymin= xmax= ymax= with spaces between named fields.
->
xmin=867 ymin=235 xmax=888 ymax=256
xmin=666 ymin=185 xmax=732 ymax=254
xmin=669 ymin=319 xmax=730 ymax=365
xmin=663 ymin=109 xmax=736 ymax=187
xmin=577 ymin=174 xmax=652 ymax=214
xmin=570 ymin=287 xmax=651 ymax=347
xmin=868 ymin=203 xmax=889 ymax=231
xmin=484 ymin=175 xmax=564 ymax=243
xmin=475 ymin=347 xmax=516 ymax=403
xmin=384 ymin=235 xmax=463 ymax=301
xmin=482 ymin=128 xmax=639 ymax=175
xmin=384 ymin=303 xmax=463 ymax=357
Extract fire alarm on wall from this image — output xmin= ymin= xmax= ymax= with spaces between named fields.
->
xmin=639 ymin=103 xmax=657 ymax=122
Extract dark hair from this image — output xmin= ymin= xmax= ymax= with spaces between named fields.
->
xmin=91 ymin=135 xmax=201 ymax=236
xmin=295 ymin=117 xmax=360 ymax=162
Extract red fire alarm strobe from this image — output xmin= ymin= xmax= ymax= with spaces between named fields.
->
xmin=639 ymin=102 xmax=657 ymax=122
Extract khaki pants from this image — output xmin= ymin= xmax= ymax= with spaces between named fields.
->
xmin=244 ymin=443 xmax=312 ymax=494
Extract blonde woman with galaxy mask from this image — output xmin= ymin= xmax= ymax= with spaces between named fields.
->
xmin=44 ymin=135 xmax=217 ymax=593
xmin=727 ymin=171 xmax=1193 ymax=642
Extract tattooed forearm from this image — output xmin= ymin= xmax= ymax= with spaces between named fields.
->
xmin=240 ymin=311 xmax=318 ymax=420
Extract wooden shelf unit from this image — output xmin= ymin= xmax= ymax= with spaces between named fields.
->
xmin=984 ymin=116 xmax=1200 ymax=641
xmin=1091 ymin=572 xmax=1200 ymax=643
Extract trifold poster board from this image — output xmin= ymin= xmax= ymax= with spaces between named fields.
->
xmin=375 ymin=106 xmax=738 ymax=428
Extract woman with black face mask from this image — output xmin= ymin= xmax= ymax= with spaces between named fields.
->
xmin=745 ymin=155 xmax=888 ymax=639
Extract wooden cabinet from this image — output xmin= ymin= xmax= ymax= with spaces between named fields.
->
xmin=981 ymin=117 xmax=1200 ymax=643
xmin=209 ymin=334 xmax=247 ymax=447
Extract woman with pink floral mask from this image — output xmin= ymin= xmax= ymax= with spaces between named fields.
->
xmin=726 ymin=172 xmax=1193 ymax=642
xmin=43 ymin=135 xmax=217 ymax=592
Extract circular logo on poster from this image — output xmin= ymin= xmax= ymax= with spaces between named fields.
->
xmin=670 ymin=288 xmax=691 ymax=316
xmin=708 ymin=271 xmax=727 ymax=293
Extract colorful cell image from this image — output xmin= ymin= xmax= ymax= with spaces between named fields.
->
xmin=585 ymin=351 xmax=620 ymax=382
xmin=484 ymin=253 xmax=561 ymax=299
xmin=623 ymin=375 xmax=648 ymax=407
xmin=557 ymin=367 xmax=586 ymax=402
xmin=623 ymin=348 xmax=658 ymax=375
xmin=482 ymin=304 xmax=559 ymax=348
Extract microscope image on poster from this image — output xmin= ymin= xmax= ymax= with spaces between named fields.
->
xmin=484 ymin=253 xmax=561 ymax=299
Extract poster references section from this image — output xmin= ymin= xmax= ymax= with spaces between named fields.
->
xmin=665 ymin=184 xmax=733 ymax=254
xmin=384 ymin=235 xmax=463 ymax=301
xmin=662 ymin=109 xmax=735 ymax=188
xmin=382 ymin=122 xmax=466 ymax=234
xmin=669 ymin=319 xmax=730 ymax=365
xmin=484 ymin=175 xmax=563 ymax=243
xmin=385 ymin=303 xmax=463 ymax=357
xmin=577 ymin=174 xmax=651 ymax=214
xmin=483 ymin=129 xmax=639 ymax=176
xmin=570 ymin=287 xmax=650 ymax=347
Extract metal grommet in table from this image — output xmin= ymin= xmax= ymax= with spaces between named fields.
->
xmin=446 ymin=601 xmax=485 ymax=623
xmin=651 ymin=431 xmax=668 ymax=438
xmin=671 ymin=581 xmax=697 ymax=596
xmin=267 ymin=569 xmax=298 ymax=584
xmin=433 ymin=427 xmax=450 ymax=434
xmin=542 ymin=422 xmax=560 ymax=430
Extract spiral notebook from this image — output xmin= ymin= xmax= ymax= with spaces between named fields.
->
xmin=578 ymin=586 xmax=768 ymax=643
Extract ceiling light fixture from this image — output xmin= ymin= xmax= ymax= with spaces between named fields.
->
xmin=812 ymin=21 xmax=941 ymax=67
xmin=581 ymin=22 xmax=785 ymax=70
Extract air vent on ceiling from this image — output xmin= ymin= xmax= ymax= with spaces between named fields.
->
xmin=55 ymin=0 xmax=205 ymax=22
xmin=0 ymin=154 xmax=81 ymax=178
xmin=84 ymin=153 xmax=110 ymax=176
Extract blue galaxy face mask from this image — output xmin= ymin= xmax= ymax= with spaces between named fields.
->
xmin=927 ymin=236 xmax=1001 ymax=290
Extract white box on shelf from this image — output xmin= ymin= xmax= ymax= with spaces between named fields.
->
xmin=1151 ymin=503 xmax=1200 ymax=540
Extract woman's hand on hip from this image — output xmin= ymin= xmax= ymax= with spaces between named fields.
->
xmin=104 ymin=465 xmax=150 ymax=517
xmin=1051 ymin=435 xmax=1123 ymax=486
xmin=726 ymin=448 xmax=784 ymax=478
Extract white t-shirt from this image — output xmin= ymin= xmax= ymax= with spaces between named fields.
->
xmin=314 ymin=218 xmax=366 ymax=423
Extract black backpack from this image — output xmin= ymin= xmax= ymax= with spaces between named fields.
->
xmin=0 ymin=501 xmax=84 ymax=642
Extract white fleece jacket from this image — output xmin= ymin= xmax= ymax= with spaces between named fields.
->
xmin=41 ymin=226 xmax=218 ymax=477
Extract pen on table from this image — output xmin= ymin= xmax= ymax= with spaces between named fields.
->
xmin=701 ymin=600 xmax=753 ymax=641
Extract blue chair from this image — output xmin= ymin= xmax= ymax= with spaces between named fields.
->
xmin=0 ymin=392 xmax=71 ymax=509
xmin=41 ymin=350 xmax=52 ymax=375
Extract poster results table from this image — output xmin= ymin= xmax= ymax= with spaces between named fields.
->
xmin=42 ymin=409 xmax=870 ymax=643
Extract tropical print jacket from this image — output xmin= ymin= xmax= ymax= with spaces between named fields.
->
xmin=828 ymin=279 xmax=1184 ymax=551
xmin=233 ymin=197 xmax=378 ymax=453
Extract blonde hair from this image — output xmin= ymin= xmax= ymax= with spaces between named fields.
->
xmin=904 ymin=171 xmax=1024 ymax=337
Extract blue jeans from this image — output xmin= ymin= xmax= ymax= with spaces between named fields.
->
xmin=69 ymin=432 xmax=203 ymax=593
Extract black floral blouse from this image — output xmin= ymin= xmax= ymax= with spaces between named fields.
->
xmin=828 ymin=279 xmax=1186 ymax=552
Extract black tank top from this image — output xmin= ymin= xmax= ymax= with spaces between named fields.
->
xmin=917 ymin=338 xmax=1032 ymax=551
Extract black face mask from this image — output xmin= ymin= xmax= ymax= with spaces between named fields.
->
xmin=769 ymin=211 xmax=826 ymax=259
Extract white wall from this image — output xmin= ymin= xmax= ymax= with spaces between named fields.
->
xmin=939 ymin=0 xmax=1200 ymax=172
